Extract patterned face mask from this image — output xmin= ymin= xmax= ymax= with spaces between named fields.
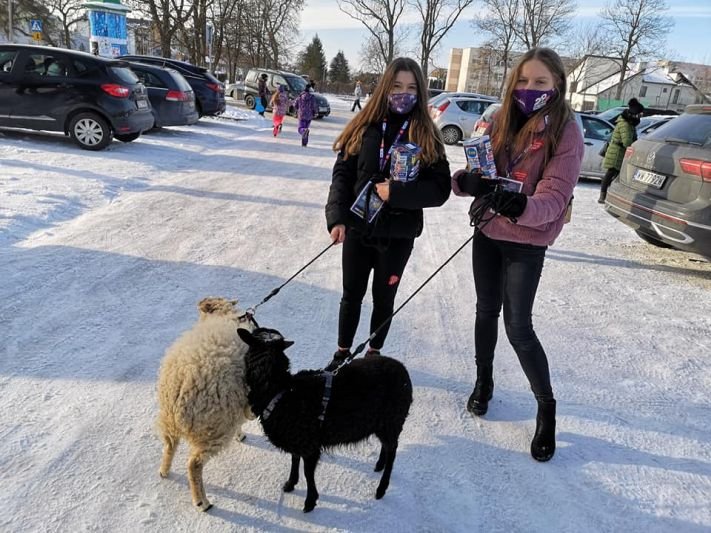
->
xmin=388 ymin=92 xmax=418 ymax=114
xmin=512 ymin=88 xmax=557 ymax=115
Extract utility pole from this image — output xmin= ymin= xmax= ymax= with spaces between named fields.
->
xmin=8 ymin=0 xmax=12 ymax=43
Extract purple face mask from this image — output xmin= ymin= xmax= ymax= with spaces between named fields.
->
xmin=512 ymin=88 xmax=557 ymax=115
xmin=388 ymin=92 xmax=417 ymax=114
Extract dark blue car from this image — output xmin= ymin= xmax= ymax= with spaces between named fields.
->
xmin=127 ymin=62 xmax=199 ymax=128
xmin=119 ymin=55 xmax=225 ymax=117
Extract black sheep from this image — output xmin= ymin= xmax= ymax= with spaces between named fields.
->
xmin=238 ymin=327 xmax=413 ymax=513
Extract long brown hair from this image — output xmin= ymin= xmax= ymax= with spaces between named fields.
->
xmin=333 ymin=57 xmax=445 ymax=165
xmin=491 ymin=47 xmax=573 ymax=165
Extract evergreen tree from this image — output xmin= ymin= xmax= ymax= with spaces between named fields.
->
xmin=297 ymin=35 xmax=328 ymax=82
xmin=328 ymin=51 xmax=351 ymax=83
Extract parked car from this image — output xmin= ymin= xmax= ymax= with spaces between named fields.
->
xmin=596 ymin=105 xmax=678 ymax=125
xmin=126 ymin=62 xmax=199 ymax=128
xmin=576 ymin=113 xmax=616 ymax=179
xmin=471 ymin=102 xmax=501 ymax=135
xmin=637 ymin=114 xmax=676 ymax=137
xmin=604 ymin=104 xmax=711 ymax=257
xmin=0 ymin=44 xmax=153 ymax=150
xmin=431 ymin=95 xmax=500 ymax=144
xmin=428 ymin=88 xmax=444 ymax=98
xmin=232 ymin=68 xmax=330 ymax=118
xmin=119 ymin=55 xmax=225 ymax=117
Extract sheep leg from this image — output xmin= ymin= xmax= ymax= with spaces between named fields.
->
xmin=283 ymin=454 xmax=300 ymax=492
xmin=159 ymin=434 xmax=179 ymax=478
xmin=302 ymin=453 xmax=320 ymax=513
xmin=187 ymin=452 xmax=212 ymax=511
xmin=374 ymin=444 xmax=387 ymax=472
xmin=375 ymin=443 xmax=398 ymax=500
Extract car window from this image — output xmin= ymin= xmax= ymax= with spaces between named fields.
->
xmin=246 ymin=70 xmax=257 ymax=83
xmin=272 ymin=75 xmax=287 ymax=89
xmin=285 ymin=75 xmax=307 ymax=92
xmin=166 ymin=69 xmax=192 ymax=91
xmin=581 ymin=116 xmax=613 ymax=141
xmin=0 ymin=50 xmax=17 ymax=73
xmin=24 ymin=53 xmax=71 ymax=78
xmin=596 ymin=107 xmax=624 ymax=122
xmin=72 ymin=59 xmax=92 ymax=75
xmin=647 ymin=113 xmax=711 ymax=146
xmin=133 ymin=68 xmax=166 ymax=88
xmin=482 ymin=103 xmax=501 ymax=120
xmin=110 ymin=66 xmax=139 ymax=84
xmin=456 ymin=100 xmax=477 ymax=114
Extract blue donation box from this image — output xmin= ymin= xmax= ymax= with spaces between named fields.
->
xmin=83 ymin=0 xmax=131 ymax=58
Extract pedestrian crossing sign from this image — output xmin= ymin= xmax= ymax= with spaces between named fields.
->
xmin=30 ymin=19 xmax=42 ymax=32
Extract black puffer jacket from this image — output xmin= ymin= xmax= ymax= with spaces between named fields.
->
xmin=326 ymin=114 xmax=451 ymax=240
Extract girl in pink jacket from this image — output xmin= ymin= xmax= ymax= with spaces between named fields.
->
xmin=453 ymin=47 xmax=584 ymax=463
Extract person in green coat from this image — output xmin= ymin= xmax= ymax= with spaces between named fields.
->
xmin=598 ymin=98 xmax=645 ymax=203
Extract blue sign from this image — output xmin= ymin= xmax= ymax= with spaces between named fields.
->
xmin=30 ymin=19 xmax=42 ymax=32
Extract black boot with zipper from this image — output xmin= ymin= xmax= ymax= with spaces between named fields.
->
xmin=467 ymin=364 xmax=493 ymax=416
xmin=531 ymin=399 xmax=556 ymax=462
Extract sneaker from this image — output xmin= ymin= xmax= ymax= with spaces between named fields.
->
xmin=324 ymin=349 xmax=351 ymax=371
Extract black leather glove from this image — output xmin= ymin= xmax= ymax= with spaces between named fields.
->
xmin=495 ymin=190 xmax=528 ymax=219
xmin=456 ymin=171 xmax=495 ymax=197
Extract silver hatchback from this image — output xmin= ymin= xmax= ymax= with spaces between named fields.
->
xmin=430 ymin=96 xmax=499 ymax=144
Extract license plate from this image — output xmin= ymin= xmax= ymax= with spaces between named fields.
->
xmin=136 ymin=99 xmax=148 ymax=109
xmin=319 ymin=107 xmax=328 ymax=112
xmin=633 ymin=169 xmax=666 ymax=189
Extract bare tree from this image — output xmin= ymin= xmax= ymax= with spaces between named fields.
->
xmin=473 ymin=0 xmax=519 ymax=95
xmin=337 ymin=0 xmax=407 ymax=67
xmin=514 ymin=0 xmax=575 ymax=49
xmin=47 ymin=0 xmax=85 ymax=48
xmin=139 ymin=0 xmax=193 ymax=57
xmin=561 ymin=21 xmax=612 ymax=101
xmin=600 ymin=0 xmax=674 ymax=99
xmin=411 ymin=0 xmax=476 ymax=79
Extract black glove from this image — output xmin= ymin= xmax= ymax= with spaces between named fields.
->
xmin=456 ymin=171 xmax=495 ymax=197
xmin=494 ymin=190 xmax=528 ymax=219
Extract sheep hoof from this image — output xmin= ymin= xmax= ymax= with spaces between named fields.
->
xmin=303 ymin=500 xmax=316 ymax=513
xmin=375 ymin=486 xmax=387 ymax=500
xmin=196 ymin=501 xmax=213 ymax=512
xmin=283 ymin=481 xmax=296 ymax=493
xmin=159 ymin=470 xmax=169 ymax=478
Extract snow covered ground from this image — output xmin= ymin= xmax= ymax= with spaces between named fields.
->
xmin=1 ymin=95 xmax=710 ymax=533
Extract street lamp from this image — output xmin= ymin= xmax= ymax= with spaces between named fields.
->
xmin=7 ymin=0 xmax=13 ymax=43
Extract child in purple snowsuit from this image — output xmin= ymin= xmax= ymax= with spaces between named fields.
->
xmin=294 ymin=87 xmax=319 ymax=146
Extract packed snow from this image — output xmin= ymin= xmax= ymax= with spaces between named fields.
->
xmin=1 ymin=95 xmax=709 ymax=532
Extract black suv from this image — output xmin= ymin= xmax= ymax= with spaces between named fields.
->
xmin=234 ymin=68 xmax=330 ymax=118
xmin=0 ymin=44 xmax=153 ymax=150
xmin=119 ymin=55 xmax=225 ymax=117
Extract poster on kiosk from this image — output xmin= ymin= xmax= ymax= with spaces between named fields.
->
xmin=83 ymin=0 xmax=131 ymax=58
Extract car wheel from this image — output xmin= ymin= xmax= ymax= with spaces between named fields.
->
xmin=115 ymin=132 xmax=141 ymax=143
xmin=635 ymin=230 xmax=673 ymax=249
xmin=441 ymin=125 xmax=462 ymax=145
xmin=196 ymin=101 xmax=204 ymax=118
xmin=69 ymin=112 xmax=112 ymax=151
xmin=245 ymin=95 xmax=255 ymax=109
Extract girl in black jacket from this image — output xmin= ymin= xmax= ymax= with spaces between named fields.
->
xmin=325 ymin=57 xmax=451 ymax=369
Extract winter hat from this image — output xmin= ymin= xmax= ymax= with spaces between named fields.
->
xmin=260 ymin=73 xmax=268 ymax=80
xmin=628 ymin=98 xmax=644 ymax=115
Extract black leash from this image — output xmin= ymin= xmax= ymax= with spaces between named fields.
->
xmin=331 ymin=189 xmax=505 ymax=373
xmin=246 ymin=241 xmax=337 ymax=316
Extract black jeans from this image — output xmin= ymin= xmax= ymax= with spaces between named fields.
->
xmin=472 ymin=232 xmax=553 ymax=401
xmin=338 ymin=232 xmax=414 ymax=350
xmin=351 ymin=98 xmax=361 ymax=111
xmin=600 ymin=167 xmax=619 ymax=196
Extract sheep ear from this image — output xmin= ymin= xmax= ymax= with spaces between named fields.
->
xmin=283 ymin=339 xmax=294 ymax=349
xmin=237 ymin=328 xmax=256 ymax=346
xmin=198 ymin=298 xmax=215 ymax=314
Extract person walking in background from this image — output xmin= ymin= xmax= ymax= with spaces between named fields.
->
xmin=598 ymin=98 xmax=644 ymax=203
xmin=270 ymin=84 xmax=290 ymax=137
xmin=351 ymin=81 xmax=363 ymax=112
xmin=324 ymin=57 xmax=451 ymax=370
xmin=294 ymin=85 xmax=319 ymax=147
xmin=257 ymin=73 xmax=269 ymax=117
xmin=451 ymin=47 xmax=584 ymax=462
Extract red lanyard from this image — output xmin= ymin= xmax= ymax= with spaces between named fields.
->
xmin=379 ymin=118 xmax=409 ymax=173
xmin=506 ymin=115 xmax=548 ymax=177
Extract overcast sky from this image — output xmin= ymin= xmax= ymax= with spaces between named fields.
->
xmin=298 ymin=0 xmax=711 ymax=72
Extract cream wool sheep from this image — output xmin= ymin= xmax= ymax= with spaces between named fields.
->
xmin=157 ymin=297 xmax=256 ymax=511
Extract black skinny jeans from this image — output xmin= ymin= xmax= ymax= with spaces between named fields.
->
xmin=472 ymin=232 xmax=553 ymax=401
xmin=338 ymin=232 xmax=414 ymax=350
xmin=600 ymin=167 xmax=619 ymax=196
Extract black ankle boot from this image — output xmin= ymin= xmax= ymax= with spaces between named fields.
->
xmin=531 ymin=399 xmax=556 ymax=462
xmin=324 ymin=349 xmax=351 ymax=372
xmin=467 ymin=364 xmax=493 ymax=416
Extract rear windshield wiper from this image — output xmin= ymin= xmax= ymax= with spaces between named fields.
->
xmin=663 ymin=137 xmax=704 ymax=146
